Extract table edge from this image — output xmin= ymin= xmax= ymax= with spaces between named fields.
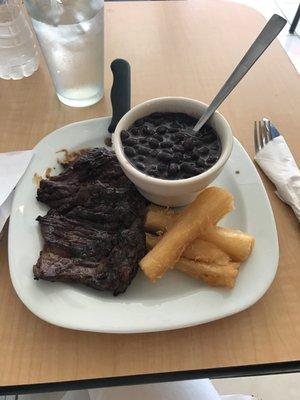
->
xmin=1 ymin=361 xmax=300 ymax=396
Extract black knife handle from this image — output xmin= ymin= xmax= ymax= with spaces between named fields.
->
xmin=108 ymin=59 xmax=131 ymax=133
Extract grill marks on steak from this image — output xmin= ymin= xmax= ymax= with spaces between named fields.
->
xmin=37 ymin=211 xmax=115 ymax=260
xmin=34 ymin=148 xmax=148 ymax=295
xmin=34 ymin=219 xmax=145 ymax=294
xmin=37 ymin=148 xmax=126 ymax=211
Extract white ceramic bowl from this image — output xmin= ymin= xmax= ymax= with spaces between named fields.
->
xmin=113 ymin=97 xmax=233 ymax=206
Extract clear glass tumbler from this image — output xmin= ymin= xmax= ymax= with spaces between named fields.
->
xmin=25 ymin=0 xmax=104 ymax=107
xmin=0 ymin=0 xmax=39 ymax=80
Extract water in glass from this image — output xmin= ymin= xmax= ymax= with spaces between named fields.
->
xmin=26 ymin=0 xmax=104 ymax=107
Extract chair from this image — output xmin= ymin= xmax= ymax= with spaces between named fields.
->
xmin=289 ymin=3 xmax=300 ymax=34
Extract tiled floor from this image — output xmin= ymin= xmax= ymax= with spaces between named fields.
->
xmin=213 ymin=372 xmax=300 ymax=399
xmin=1 ymin=374 xmax=300 ymax=399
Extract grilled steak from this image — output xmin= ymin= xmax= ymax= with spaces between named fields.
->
xmin=34 ymin=148 xmax=148 ymax=295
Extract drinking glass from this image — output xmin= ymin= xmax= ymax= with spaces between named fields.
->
xmin=25 ymin=0 xmax=104 ymax=107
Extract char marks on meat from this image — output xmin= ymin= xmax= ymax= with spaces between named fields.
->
xmin=34 ymin=148 xmax=148 ymax=295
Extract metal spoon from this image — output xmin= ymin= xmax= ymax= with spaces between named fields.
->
xmin=193 ymin=14 xmax=287 ymax=133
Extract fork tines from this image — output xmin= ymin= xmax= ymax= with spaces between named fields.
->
xmin=254 ymin=120 xmax=272 ymax=153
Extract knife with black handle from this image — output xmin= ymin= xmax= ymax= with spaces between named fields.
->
xmin=108 ymin=58 xmax=131 ymax=133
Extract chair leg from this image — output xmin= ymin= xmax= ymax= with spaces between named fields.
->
xmin=289 ymin=4 xmax=300 ymax=34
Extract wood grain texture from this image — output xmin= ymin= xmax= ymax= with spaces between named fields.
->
xmin=0 ymin=0 xmax=300 ymax=387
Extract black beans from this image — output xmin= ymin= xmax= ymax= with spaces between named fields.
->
xmin=196 ymin=159 xmax=206 ymax=168
xmin=141 ymin=126 xmax=150 ymax=136
xmin=137 ymin=145 xmax=150 ymax=156
xmin=121 ymin=130 xmax=129 ymax=141
xmin=134 ymin=118 xmax=144 ymax=127
xmin=198 ymin=146 xmax=209 ymax=156
xmin=131 ymin=128 xmax=139 ymax=136
xmin=170 ymin=121 xmax=182 ymax=129
xmin=183 ymin=138 xmax=194 ymax=152
xmin=136 ymin=162 xmax=145 ymax=171
xmin=169 ymin=163 xmax=179 ymax=176
xmin=191 ymin=149 xmax=199 ymax=160
xmin=183 ymin=153 xmax=192 ymax=161
xmin=173 ymin=153 xmax=183 ymax=162
xmin=149 ymin=138 xmax=159 ymax=148
xmin=120 ymin=112 xmax=221 ymax=180
xmin=123 ymin=137 xmax=136 ymax=146
xmin=211 ymin=143 xmax=219 ymax=151
xmin=173 ymin=144 xmax=184 ymax=153
xmin=136 ymin=155 xmax=146 ymax=162
xmin=173 ymin=132 xmax=184 ymax=142
xmin=206 ymin=155 xmax=218 ymax=165
xmin=151 ymin=112 xmax=164 ymax=119
xmin=168 ymin=127 xmax=178 ymax=134
xmin=160 ymin=140 xmax=172 ymax=149
xmin=124 ymin=146 xmax=135 ymax=157
xmin=148 ymin=166 xmax=158 ymax=177
xmin=157 ymin=163 xmax=166 ymax=173
xmin=202 ymin=133 xmax=216 ymax=144
xmin=153 ymin=134 xmax=163 ymax=142
xmin=150 ymin=149 xmax=158 ymax=157
xmin=181 ymin=162 xmax=195 ymax=174
xmin=157 ymin=151 xmax=172 ymax=163
xmin=156 ymin=126 xmax=167 ymax=134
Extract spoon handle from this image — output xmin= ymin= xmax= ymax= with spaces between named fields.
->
xmin=193 ymin=14 xmax=286 ymax=132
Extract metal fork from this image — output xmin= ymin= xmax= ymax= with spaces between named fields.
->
xmin=254 ymin=118 xmax=280 ymax=153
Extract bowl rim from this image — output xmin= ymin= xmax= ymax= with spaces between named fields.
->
xmin=113 ymin=96 xmax=233 ymax=187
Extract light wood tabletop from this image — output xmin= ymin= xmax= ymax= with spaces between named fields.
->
xmin=0 ymin=0 xmax=299 ymax=390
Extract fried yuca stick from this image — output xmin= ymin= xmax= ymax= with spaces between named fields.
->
xmin=145 ymin=205 xmax=176 ymax=232
xmin=146 ymin=234 xmax=239 ymax=287
xmin=145 ymin=201 xmax=225 ymax=232
xmin=175 ymin=258 xmax=240 ymax=288
xmin=145 ymin=206 xmax=254 ymax=262
xmin=140 ymin=187 xmax=234 ymax=282
xmin=204 ymin=226 xmax=254 ymax=262
xmin=146 ymin=233 xmax=230 ymax=265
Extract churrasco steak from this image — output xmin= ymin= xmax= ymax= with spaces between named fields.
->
xmin=34 ymin=148 xmax=148 ymax=295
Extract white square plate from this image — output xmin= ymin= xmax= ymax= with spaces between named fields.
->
xmin=9 ymin=117 xmax=278 ymax=333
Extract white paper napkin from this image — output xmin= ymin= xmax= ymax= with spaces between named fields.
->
xmin=254 ymin=136 xmax=300 ymax=222
xmin=0 ymin=150 xmax=33 ymax=233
